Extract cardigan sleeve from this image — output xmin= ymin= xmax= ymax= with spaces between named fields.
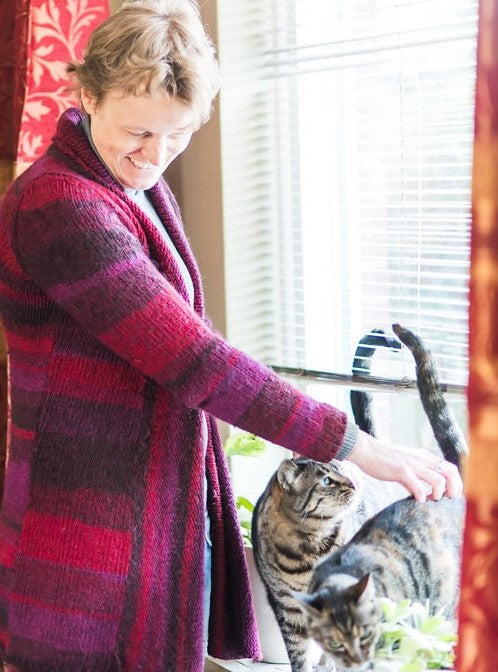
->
xmin=12 ymin=174 xmax=355 ymax=462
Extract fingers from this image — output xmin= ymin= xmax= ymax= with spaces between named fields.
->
xmin=419 ymin=466 xmax=447 ymax=501
xmin=346 ymin=430 xmax=464 ymax=501
xmin=398 ymin=467 xmax=431 ymax=503
xmin=400 ymin=457 xmax=463 ymax=502
xmin=432 ymin=459 xmax=463 ymax=498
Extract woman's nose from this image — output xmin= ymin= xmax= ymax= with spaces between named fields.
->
xmin=145 ymin=135 xmax=170 ymax=165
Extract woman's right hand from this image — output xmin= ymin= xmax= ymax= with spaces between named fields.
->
xmin=346 ymin=429 xmax=463 ymax=502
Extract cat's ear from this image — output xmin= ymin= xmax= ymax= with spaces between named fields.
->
xmin=276 ymin=459 xmax=301 ymax=491
xmin=349 ymin=574 xmax=375 ymax=603
xmin=291 ymin=590 xmax=323 ymax=617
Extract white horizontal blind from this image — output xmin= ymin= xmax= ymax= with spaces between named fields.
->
xmin=217 ymin=0 xmax=478 ymax=389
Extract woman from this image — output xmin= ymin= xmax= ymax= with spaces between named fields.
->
xmin=0 ymin=1 xmax=461 ymax=670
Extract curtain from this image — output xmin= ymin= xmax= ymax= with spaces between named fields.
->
xmin=0 ymin=0 xmax=109 ymax=191
xmin=0 ymin=0 xmax=109 ymax=495
xmin=457 ymin=0 xmax=498 ymax=670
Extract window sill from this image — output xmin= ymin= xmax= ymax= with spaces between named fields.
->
xmin=204 ymin=658 xmax=290 ymax=672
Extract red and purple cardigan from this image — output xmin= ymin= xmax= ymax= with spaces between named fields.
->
xmin=0 ymin=108 xmax=352 ymax=672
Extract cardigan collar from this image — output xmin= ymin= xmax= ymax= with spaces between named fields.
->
xmin=51 ymin=107 xmax=205 ymax=315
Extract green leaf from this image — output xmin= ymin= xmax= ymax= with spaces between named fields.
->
xmin=224 ymin=432 xmax=267 ymax=458
xmin=374 ymin=598 xmax=457 ymax=671
xmin=400 ymin=662 xmax=425 ymax=672
xmin=236 ymin=495 xmax=255 ymax=514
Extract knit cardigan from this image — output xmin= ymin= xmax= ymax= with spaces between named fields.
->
xmin=0 ymin=108 xmax=352 ymax=672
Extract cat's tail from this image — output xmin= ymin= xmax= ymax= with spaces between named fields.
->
xmin=392 ymin=323 xmax=468 ymax=470
xmin=350 ymin=329 xmax=402 ymax=437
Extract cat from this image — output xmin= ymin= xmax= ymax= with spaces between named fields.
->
xmin=251 ymin=458 xmax=406 ymax=672
xmin=251 ymin=329 xmax=411 ymax=672
xmin=293 ymin=323 xmax=467 ymax=672
xmin=296 ymin=496 xmax=464 ymax=672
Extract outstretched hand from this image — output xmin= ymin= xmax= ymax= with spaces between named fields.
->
xmin=347 ymin=429 xmax=463 ymax=502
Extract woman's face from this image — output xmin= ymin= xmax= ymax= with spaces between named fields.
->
xmin=81 ymin=88 xmax=195 ymax=190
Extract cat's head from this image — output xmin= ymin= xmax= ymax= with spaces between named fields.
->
xmin=294 ymin=574 xmax=382 ymax=670
xmin=275 ymin=458 xmax=359 ymax=523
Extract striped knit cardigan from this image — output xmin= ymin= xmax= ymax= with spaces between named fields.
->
xmin=0 ymin=108 xmax=352 ymax=672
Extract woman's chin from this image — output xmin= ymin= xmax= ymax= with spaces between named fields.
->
xmin=121 ymin=174 xmax=159 ymax=191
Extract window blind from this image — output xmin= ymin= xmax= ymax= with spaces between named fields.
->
xmin=217 ymin=0 xmax=478 ymax=389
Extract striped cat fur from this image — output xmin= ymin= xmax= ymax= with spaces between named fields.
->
xmin=252 ymin=324 xmax=466 ymax=672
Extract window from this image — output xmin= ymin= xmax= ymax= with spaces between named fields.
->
xmin=217 ymin=0 xmax=477 ymax=497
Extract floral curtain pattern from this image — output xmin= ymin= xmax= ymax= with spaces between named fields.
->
xmin=18 ymin=0 xmax=108 ymax=167
xmin=457 ymin=0 xmax=498 ymax=670
xmin=0 ymin=0 xmax=108 ymax=195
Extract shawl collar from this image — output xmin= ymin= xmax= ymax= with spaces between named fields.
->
xmin=51 ymin=107 xmax=205 ymax=314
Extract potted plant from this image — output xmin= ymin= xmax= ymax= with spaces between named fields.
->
xmin=224 ymin=431 xmax=290 ymax=664
xmin=373 ymin=598 xmax=457 ymax=672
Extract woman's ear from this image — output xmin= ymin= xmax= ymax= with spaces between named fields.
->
xmin=80 ymin=88 xmax=97 ymax=115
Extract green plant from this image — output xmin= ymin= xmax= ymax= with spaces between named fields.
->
xmin=224 ymin=431 xmax=267 ymax=458
xmin=224 ymin=431 xmax=267 ymax=547
xmin=235 ymin=495 xmax=254 ymax=546
xmin=374 ymin=598 xmax=457 ymax=672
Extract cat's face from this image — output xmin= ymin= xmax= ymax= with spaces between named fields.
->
xmin=276 ymin=458 xmax=359 ymax=521
xmin=295 ymin=574 xmax=382 ymax=670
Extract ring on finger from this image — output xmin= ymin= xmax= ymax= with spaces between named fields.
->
xmin=432 ymin=459 xmax=444 ymax=473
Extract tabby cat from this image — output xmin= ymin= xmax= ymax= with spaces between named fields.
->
xmin=251 ymin=324 xmax=466 ymax=672
xmin=296 ymin=495 xmax=463 ymax=672
xmin=251 ymin=329 xmax=410 ymax=672
xmin=292 ymin=323 xmax=466 ymax=671
xmin=252 ymin=458 xmax=404 ymax=671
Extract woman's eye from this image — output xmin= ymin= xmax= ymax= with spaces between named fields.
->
xmin=322 ymin=476 xmax=333 ymax=486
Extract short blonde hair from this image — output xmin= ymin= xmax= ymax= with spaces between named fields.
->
xmin=67 ymin=0 xmax=220 ymax=129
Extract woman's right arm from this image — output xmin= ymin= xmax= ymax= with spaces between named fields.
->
xmin=11 ymin=175 xmax=352 ymax=463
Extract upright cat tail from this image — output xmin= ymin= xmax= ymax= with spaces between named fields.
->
xmin=350 ymin=329 xmax=402 ymax=437
xmin=392 ymin=323 xmax=468 ymax=469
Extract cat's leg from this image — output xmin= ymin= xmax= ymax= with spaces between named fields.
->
xmin=276 ymin=617 xmax=313 ymax=672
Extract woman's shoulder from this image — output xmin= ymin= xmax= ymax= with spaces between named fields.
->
xmin=11 ymin=152 xmax=105 ymax=201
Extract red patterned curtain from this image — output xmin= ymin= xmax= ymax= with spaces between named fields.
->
xmin=0 ymin=0 xmax=109 ymax=494
xmin=457 ymin=0 xmax=498 ymax=669
xmin=0 ymin=0 xmax=109 ymax=193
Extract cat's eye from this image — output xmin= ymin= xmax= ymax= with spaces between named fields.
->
xmin=327 ymin=639 xmax=344 ymax=651
xmin=360 ymin=631 xmax=372 ymax=643
xmin=322 ymin=476 xmax=333 ymax=486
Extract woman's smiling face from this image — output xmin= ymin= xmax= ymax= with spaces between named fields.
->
xmin=81 ymin=88 xmax=195 ymax=190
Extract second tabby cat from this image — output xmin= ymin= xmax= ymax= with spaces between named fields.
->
xmin=293 ymin=323 xmax=466 ymax=671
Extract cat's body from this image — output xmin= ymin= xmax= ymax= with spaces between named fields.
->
xmin=300 ymin=495 xmax=464 ymax=671
xmin=252 ymin=458 xmax=406 ymax=672
xmin=252 ymin=324 xmax=466 ymax=672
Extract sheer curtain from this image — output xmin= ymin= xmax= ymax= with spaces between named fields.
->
xmin=218 ymin=0 xmax=476 ymax=508
xmin=457 ymin=0 xmax=498 ymax=668
xmin=218 ymin=0 xmax=476 ymax=388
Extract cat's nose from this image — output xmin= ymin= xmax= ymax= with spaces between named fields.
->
xmin=349 ymin=652 xmax=366 ymax=664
